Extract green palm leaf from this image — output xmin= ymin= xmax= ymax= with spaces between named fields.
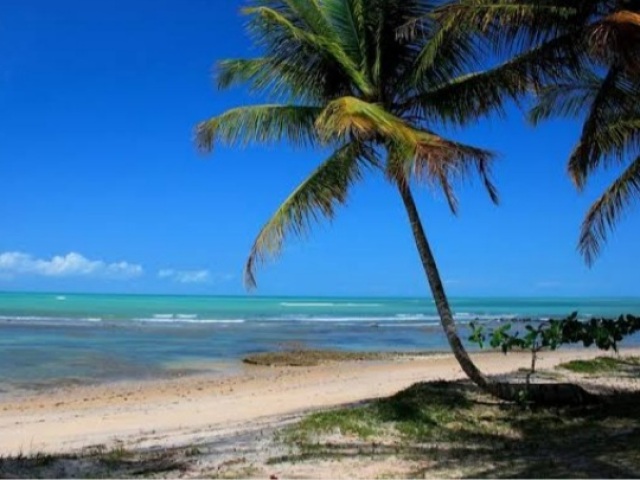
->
xmin=531 ymin=72 xmax=640 ymax=171
xmin=322 ymin=0 xmax=367 ymax=72
xmin=592 ymin=117 xmax=640 ymax=164
xmin=244 ymin=3 xmax=373 ymax=97
xmin=529 ymin=72 xmax=603 ymax=124
xmin=315 ymin=96 xmax=423 ymax=146
xmin=579 ymin=156 xmax=640 ymax=265
xmin=419 ymin=32 xmax=481 ymax=88
xmin=281 ymin=0 xmax=335 ymax=35
xmin=431 ymin=0 xmax=587 ymax=54
xmin=216 ymin=58 xmax=331 ymax=102
xmin=244 ymin=142 xmax=379 ymax=287
xmin=408 ymin=31 xmax=584 ymax=124
xmin=196 ymin=105 xmax=321 ymax=151
xmin=567 ymin=66 xmax=634 ymax=188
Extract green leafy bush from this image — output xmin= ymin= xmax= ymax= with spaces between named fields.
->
xmin=469 ymin=313 xmax=640 ymax=374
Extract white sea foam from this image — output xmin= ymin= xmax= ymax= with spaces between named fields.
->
xmin=394 ymin=314 xmax=437 ymax=320
xmin=150 ymin=313 xmax=202 ymax=321
xmin=195 ymin=319 xmax=245 ymax=324
xmin=395 ymin=312 xmax=521 ymax=323
xmin=56 ymin=296 xmax=66 ymax=301
xmin=0 ymin=315 xmax=104 ymax=325
xmin=0 ymin=315 xmax=58 ymax=321
xmin=295 ymin=316 xmax=375 ymax=322
xmin=452 ymin=312 xmax=518 ymax=321
xmin=342 ymin=303 xmax=383 ymax=307
xmin=280 ymin=302 xmax=382 ymax=308
xmin=379 ymin=323 xmax=441 ymax=328
xmin=268 ymin=313 xmax=475 ymax=325
xmin=134 ymin=317 xmax=244 ymax=324
xmin=294 ymin=315 xmax=439 ymax=323
xmin=0 ymin=311 xmax=571 ymax=328
xmin=280 ymin=302 xmax=337 ymax=307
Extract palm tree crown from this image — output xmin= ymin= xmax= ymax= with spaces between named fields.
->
xmin=196 ymin=0 xmax=499 ymax=287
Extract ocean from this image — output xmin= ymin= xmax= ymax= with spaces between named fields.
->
xmin=1 ymin=292 xmax=639 ymax=393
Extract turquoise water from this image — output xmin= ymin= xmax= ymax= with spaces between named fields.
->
xmin=1 ymin=292 xmax=639 ymax=392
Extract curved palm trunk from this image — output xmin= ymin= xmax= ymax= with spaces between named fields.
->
xmin=396 ymin=179 xmax=491 ymax=390
xmin=396 ymin=180 xmax=598 ymax=405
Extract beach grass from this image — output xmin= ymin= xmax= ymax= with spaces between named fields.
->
xmin=557 ymin=356 xmax=640 ymax=375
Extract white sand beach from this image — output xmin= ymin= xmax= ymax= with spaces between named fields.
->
xmin=2 ymin=348 xmax=639 ymax=457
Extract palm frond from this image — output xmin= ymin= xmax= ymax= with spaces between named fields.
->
xmin=244 ymin=4 xmax=373 ymax=96
xmin=407 ymin=31 xmax=584 ymax=124
xmin=413 ymin=134 xmax=499 ymax=212
xmin=281 ymin=0 xmax=335 ymax=35
xmin=589 ymin=10 xmax=640 ymax=66
xmin=431 ymin=0 xmax=588 ymax=55
xmin=386 ymin=132 xmax=498 ymax=214
xmin=591 ymin=116 xmax=640 ymax=164
xmin=196 ymin=105 xmax=321 ymax=151
xmin=531 ymin=75 xmax=640 ymax=166
xmin=579 ymin=155 xmax=640 ymax=265
xmin=371 ymin=5 xmax=385 ymax=91
xmin=244 ymin=142 xmax=379 ymax=288
xmin=567 ymin=66 xmax=634 ymax=188
xmin=529 ymin=70 xmax=603 ymax=124
xmin=321 ymin=0 xmax=367 ymax=71
xmin=315 ymin=96 xmax=420 ymax=146
xmin=366 ymin=0 xmax=433 ymax=101
xmin=411 ymin=10 xmax=482 ymax=89
xmin=217 ymin=58 xmax=270 ymax=90
xmin=216 ymin=58 xmax=328 ymax=102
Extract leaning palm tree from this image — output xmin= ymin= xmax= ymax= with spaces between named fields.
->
xmin=196 ymin=0 xmax=520 ymax=396
xmin=432 ymin=0 xmax=640 ymax=265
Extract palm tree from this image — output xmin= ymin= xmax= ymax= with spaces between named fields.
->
xmin=196 ymin=0 xmax=503 ymax=394
xmin=432 ymin=0 xmax=640 ymax=265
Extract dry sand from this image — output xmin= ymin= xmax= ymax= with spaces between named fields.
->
xmin=2 ymin=347 xmax=638 ymax=457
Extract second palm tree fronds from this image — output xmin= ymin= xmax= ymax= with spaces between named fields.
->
xmin=435 ymin=0 xmax=640 ymax=264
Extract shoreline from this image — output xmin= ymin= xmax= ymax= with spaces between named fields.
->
xmin=2 ymin=347 xmax=639 ymax=456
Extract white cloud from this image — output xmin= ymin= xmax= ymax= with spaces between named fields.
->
xmin=0 ymin=251 xmax=143 ymax=279
xmin=158 ymin=269 xmax=211 ymax=284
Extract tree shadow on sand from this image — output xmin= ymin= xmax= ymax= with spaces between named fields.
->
xmin=273 ymin=378 xmax=640 ymax=478
xmin=0 ymin=444 xmax=189 ymax=479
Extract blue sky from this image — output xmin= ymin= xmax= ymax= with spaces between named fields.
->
xmin=0 ymin=0 xmax=638 ymax=297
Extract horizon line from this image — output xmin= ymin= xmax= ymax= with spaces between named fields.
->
xmin=1 ymin=290 xmax=640 ymax=300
